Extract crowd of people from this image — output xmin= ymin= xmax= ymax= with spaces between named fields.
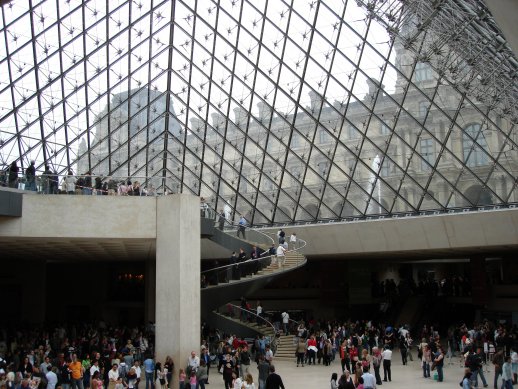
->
xmin=372 ymin=276 xmax=473 ymax=299
xmin=1 ymin=162 xmax=157 ymax=196
xmin=0 ymin=322 xmax=291 ymax=389
xmin=1 ymin=308 xmax=518 ymax=389
xmin=201 ymin=228 xmax=300 ymax=288
xmin=305 ymin=318 xmax=518 ymax=389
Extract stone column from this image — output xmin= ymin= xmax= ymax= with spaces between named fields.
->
xmin=155 ymin=195 xmax=200 ymax=389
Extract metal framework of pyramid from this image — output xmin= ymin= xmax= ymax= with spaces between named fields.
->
xmin=0 ymin=0 xmax=517 ymax=224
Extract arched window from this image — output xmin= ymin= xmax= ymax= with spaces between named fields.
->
xmin=415 ymin=62 xmax=433 ymax=82
xmin=462 ymin=124 xmax=488 ymax=167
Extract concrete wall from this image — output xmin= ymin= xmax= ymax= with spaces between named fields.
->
xmin=1 ymin=191 xmax=516 ymax=259
xmin=0 ymin=195 xmax=157 ymax=238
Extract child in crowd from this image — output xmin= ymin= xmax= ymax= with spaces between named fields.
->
xmin=188 ymin=371 xmax=197 ymax=389
xmin=178 ymin=369 xmax=186 ymax=389
xmin=114 ymin=378 xmax=127 ymax=389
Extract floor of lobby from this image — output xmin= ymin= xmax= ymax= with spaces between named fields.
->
xmin=204 ymin=353 xmax=499 ymax=389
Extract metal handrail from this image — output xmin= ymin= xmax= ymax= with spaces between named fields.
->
xmin=201 ymin=231 xmax=307 ymax=288
xmin=200 ymin=253 xmax=274 ymax=287
xmin=8 ymin=173 xmax=516 ymax=223
xmin=221 ymin=303 xmax=281 ymax=354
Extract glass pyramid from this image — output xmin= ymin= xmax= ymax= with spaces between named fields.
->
xmin=0 ymin=0 xmax=517 ymax=224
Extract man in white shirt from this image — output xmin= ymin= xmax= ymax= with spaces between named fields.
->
xmin=381 ymin=346 xmax=392 ymax=382
xmin=40 ymin=357 xmax=52 ymax=375
xmin=362 ymin=366 xmax=376 ymax=389
xmin=132 ymin=361 xmax=142 ymax=389
xmin=276 ymin=245 xmax=286 ymax=268
xmin=89 ymin=360 xmax=100 ymax=378
xmin=398 ymin=326 xmax=409 ymax=339
xmin=108 ymin=364 xmax=120 ymax=386
xmin=281 ymin=311 xmax=290 ymax=336
xmin=188 ymin=351 xmax=200 ymax=372
xmin=46 ymin=366 xmax=58 ymax=389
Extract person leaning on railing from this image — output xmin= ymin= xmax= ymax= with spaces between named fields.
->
xmin=42 ymin=165 xmax=52 ymax=194
xmin=65 ymin=170 xmax=76 ymax=194
xmin=8 ymin=161 xmax=19 ymax=188
xmin=25 ymin=161 xmax=37 ymax=191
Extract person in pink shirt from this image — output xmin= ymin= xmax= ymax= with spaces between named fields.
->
xmin=178 ymin=369 xmax=186 ymax=389
xmin=188 ymin=371 xmax=196 ymax=389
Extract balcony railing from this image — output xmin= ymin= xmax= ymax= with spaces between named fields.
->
xmin=3 ymin=173 xmax=516 ymax=227
xmin=201 ymin=228 xmax=307 ymax=288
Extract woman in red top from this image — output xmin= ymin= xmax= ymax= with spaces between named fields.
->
xmin=349 ymin=344 xmax=359 ymax=364
xmin=307 ymin=335 xmax=317 ymax=365
xmin=340 ymin=340 xmax=351 ymax=373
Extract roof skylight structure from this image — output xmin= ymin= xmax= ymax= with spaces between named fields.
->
xmin=1 ymin=0 xmax=517 ymax=223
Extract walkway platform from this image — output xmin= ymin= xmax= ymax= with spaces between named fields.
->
xmin=205 ymin=354 xmax=495 ymax=389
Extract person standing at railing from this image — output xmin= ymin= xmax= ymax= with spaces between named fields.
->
xmin=129 ymin=181 xmax=141 ymax=196
xmin=25 ymin=160 xmax=37 ymax=191
xmin=50 ymin=170 xmax=59 ymax=194
xmin=200 ymin=198 xmax=209 ymax=217
xmin=65 ymin=170 xmax=76 ymax=194
xmin=82 ymin=172 xmax=93 ymax=195
xmin=118 ymin=181 xmax=129 ymax=196
xmin=107 ymin=178 xmax=117 ymax=195
xmin=238 ymin=248 xmax=247 ymax=278
xmin=229 ymin=251 xmax=238 ymax=281
xmin=8 ymin=161 xmax=19 ymax=188
xmin=237 ymin=215 xmax=247 ymax=239
xmin=250 ymin=246 xmax=263 ymax=274
xmin=42 ymin=165 xmax=52 ymax=194
xmin=102 ymin=181 xmax=109 ymax=195
xmin=256 ymin=301 xmax=263 ymax=326
xmin=218 ymin=210 xmax=226 ymax=230
xmin=94 ymin=176 xmax=103 ymax=195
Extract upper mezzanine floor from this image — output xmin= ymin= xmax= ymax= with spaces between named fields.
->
xmin=1 ymin=187 xmax=517 ymax=262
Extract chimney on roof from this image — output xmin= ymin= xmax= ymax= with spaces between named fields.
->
xmin=365 ymin=77 xmax=384 ymax=101
xmin=256 ymin=101 xmax=272 ymax=122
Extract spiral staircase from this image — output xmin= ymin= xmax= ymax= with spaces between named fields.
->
xmin=200 ymin=215 xmax=307 ymax=359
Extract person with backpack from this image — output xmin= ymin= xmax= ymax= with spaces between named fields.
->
xmin=240 ymin=345 xmax=251 ymax=378
xmin=118 ymin=361 xmax=128 ymax=384
xmin=467 ymin=348 xmax=488 ymax=388
xmin=493 ymin=350 xmax=504 ymax=389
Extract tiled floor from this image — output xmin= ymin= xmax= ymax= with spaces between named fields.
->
xmin=205 ymin=354 xmax=499 ymax=389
